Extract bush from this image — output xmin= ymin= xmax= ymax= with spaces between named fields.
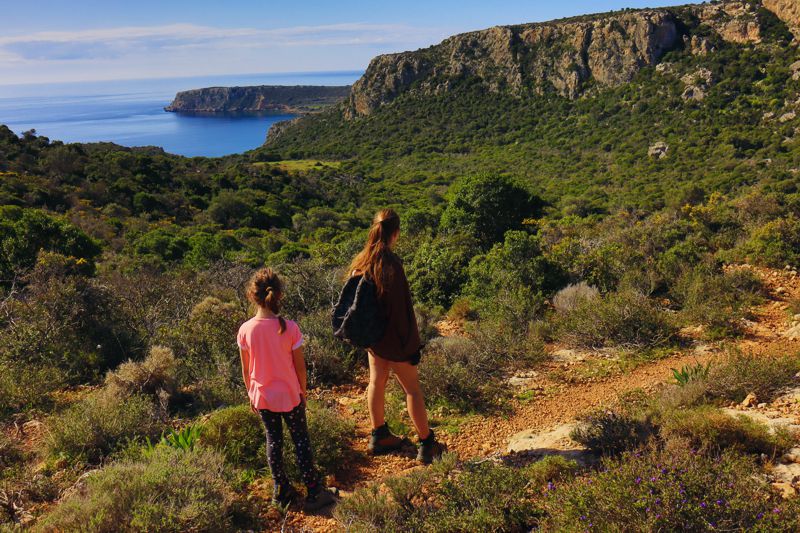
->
xmin=167 ymin=296 xmax=247 ymax=410
xmin=673 ymin=265 xmax=763 ymax=339
xmin=557 ymin=289 xmax=675 ymax=349
xmin=335 ymin=454 xmax=577 ymax=532
xmin=200 ymin=404 xmax=265 ymax=471
xmin=408 ymin=233 xmax=477 ymax=308
xmin=0 ymin=432 xmax=23 ymax=469
xmin=736 ymin=215 xmax=800 ymax=267
xmin=35 ymin=446 xmax=254 ymax=532
xmin=705 ymin=349 xmax=800 ymax=403
xmin=299 ymin=309 xmax=362 ymax=387
xmin=543 ymin=440 xmax=800 ymax=532
xmin=419 ymin=337 xmax=506 ymax=413
xmin=0 ymin=361 xmax=64 ymax=415
xmin=200 ymin=401 xmax=354 ymax=479
xmin=44 ymin=391 xmax=162 ymax=464
xmin=552 ymin=282 xmax=600 ymax=313
xmin=571 ymin=403 xmax=656 ymax=456
xmin=464 ymin=231 xmax=563 ymax=322
xmin=660 ymin=406 xmax=794 ymax=457
xmin=439 ymin=174 xmax=541 ymax=248
xmin=104 ymin=346 xmax=178 ymax=400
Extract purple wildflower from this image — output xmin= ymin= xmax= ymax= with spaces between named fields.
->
xmin=635 ymin=477 xmax=642 ymax=484
xmin=700 ymin=502 xmax=707 ymax=509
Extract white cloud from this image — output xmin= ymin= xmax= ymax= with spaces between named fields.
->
xmin=0 ymin=22 xmax=446 ymax=61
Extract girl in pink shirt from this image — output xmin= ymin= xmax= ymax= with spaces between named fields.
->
xmin=238 ymin=267 xmax=335 ymax=511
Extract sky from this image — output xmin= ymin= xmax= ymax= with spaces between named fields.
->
xmin=0 ymin=0 xmax=686 ymax=86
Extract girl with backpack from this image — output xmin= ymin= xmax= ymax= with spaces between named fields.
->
xmin=237 ymin=268 xmax=337 ymax=511
xmin=348 ymin=209 xmax=445 ymax=464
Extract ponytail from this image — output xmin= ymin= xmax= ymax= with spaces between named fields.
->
xmin=247 ymin=268 xmax=286 ymax=334
xmin=348 ymin=209 xmax=401 ymax=296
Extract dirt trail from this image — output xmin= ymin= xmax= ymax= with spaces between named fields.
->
xmin=273 ymin=265 xmax=800 ymax=531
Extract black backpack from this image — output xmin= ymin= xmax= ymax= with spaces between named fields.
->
xmin=331 ymin=274 xmax=387 ymax=348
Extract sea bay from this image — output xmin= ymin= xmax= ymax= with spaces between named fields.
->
xmin=0 ymin=70 xmax=361 ymax=157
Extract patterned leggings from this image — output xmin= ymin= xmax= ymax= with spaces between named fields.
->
xmin=259 ymin=403 xmax=319 ymax=488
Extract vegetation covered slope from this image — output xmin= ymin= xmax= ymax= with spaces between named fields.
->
xmin=2 ymin=0 xmax=800 ymax=530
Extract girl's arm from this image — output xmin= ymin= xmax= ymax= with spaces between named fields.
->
xmin=239 ymin=347 xmax=256 ymax=412
xmin=291 ymin=346 xmax=308 ymax=403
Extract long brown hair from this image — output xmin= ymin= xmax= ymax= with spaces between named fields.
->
xmin=246 ymin=267 xmax=287 ymax=334
xmin=348 ymin=209 xmax=400 ymax=296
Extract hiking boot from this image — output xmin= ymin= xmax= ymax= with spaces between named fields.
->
xmin=368 ymin=423 xmax=404 ymax=455
xmin=417 ymin=429 xmax=446 ymax=464
xmin=303 ymin=484 xmax=338 ymax=512
xmin=272 ymin=483 xmax=299 ymax=507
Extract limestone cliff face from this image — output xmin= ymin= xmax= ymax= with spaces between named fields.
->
xmin=344 ymin=1 xmax=790 ymax=118
xmin=347 ymin=10 xmax=679 ymax=117
xmin=763 ymin=0 xmax=800 ymax=36
xmin=165 ymin=85 xmax=350 ymax=114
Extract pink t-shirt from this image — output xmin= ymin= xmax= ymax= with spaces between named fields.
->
xmin=237 ymin=317 xmax=304 ymax=412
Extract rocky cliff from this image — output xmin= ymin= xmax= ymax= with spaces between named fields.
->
xmin=763 ymin=0 xmax=800 ymax=36
xmin=344 ymin=0 xmax=790 ymax=118
xmin=165 ymin=85 xmax=350 ymax=114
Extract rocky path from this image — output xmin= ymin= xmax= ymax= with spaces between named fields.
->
xmin=272 ymin=265 xmax=800 ymax=531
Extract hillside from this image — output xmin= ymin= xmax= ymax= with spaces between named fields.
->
xmin=262 ymin=0 xmax=799 ymax=213
xmin=3 ymin=0 xmax=800 ymax=531
xmin=165 ymin=85 xmax=350 ymax=114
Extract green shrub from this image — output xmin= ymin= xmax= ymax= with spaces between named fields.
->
xmin=200 ymin=404 xmax=265 ymax=470
xmin=298 ymin=309 xmax=362 ymax=387
xmin=543 ymin=440 xmax=800 ymax=532
xmin=200 ymin=401 xmax=354 ymax=478
xmin=0 ymin=361 xmax=63 ymax=415
xmin=408 ymin=233 xmax=477 ymax=308
xmin=35 ymin=446 xmax=254 ymax=533
xmin=571 ymin=409 xmax=656 ymax=456
xmin=335 ymin=454 xmax=577 ymax=532
xmin=104 ymin=346 xmax=178 ymax=400
xmin=705 ymin=350 xmax=800 ymax=403
xmin=464 ymin=231 xmax=563 ymax=323
xmin=439 ymin=174 xmax=541 ymax=248
xmin=660 ymin=406 xmax=794 ymax=457
xmin=737 ymin=215 xmax=800 ymax=267
xmin=167 ymin=296 xmax=247 ymax=410
xmin=44 ymin=391 xmax=162 ymax=464
xmin=557 ymin=289 xmax=675 ymax=349
xmin=419 ymin=337 xmax=506 ymax=413
xmin=673 ymin=266 xmax=763 ymax=339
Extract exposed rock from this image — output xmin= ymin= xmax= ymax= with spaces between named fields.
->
xmin=345 ymin=10 xmax=680 ymax=117
xmin=682 ymin=85 xmax=706 ymax=101
xmin=695 ymin=1 xmax=763 ymax=44
xmin=763 ymin=0 xmax=800 ymax=37
xmin=791 ymin=60 xmax=800 ymax=81
xmin=507 ymin=423 xmax=592 ymax=463
xmin=681 ymin=68 xmax=714 ymax=101
xmin=688 ymin=34 xmax=715 ymax=56
xmin=741 ymin=392 xmax=758 ymax=407
xmin=551 ymin=348 xmax=588 ymax=363
xmin=648 ymin=141 xmax=669 ymax=159
xmin=265 ymin=117 xmax=303 ymax=142
xmin=784 ymin=323 xmax=800 ymax=340
xmin=165 ymin=85 xmax=350 ymax=114
xmin=780 ymin=112 xmax=797 ymax=123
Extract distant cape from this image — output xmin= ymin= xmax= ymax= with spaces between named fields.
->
xmin=165 ymin=85 xmax=350 ymax=114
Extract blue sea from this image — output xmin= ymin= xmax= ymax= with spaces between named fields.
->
xmin=0 ymin=71 xmax=361 ymax=158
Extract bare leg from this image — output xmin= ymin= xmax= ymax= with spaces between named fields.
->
xmin=391 ymin=361 xmax=430 ymax=440
xmin=367 ymin=351 xmax=391 ymax=430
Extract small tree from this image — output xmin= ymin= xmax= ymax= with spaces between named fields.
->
xmin=439 ymin=174 xmax=541 ymax=248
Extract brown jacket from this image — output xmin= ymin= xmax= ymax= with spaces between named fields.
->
xmin=369 ymin=258 xmax=421 ymax=362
